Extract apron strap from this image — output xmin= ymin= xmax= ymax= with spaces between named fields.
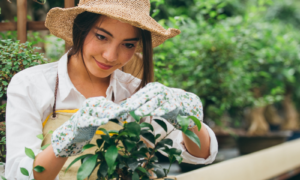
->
xmin=53 ymin=73 xmax=59 ymax=118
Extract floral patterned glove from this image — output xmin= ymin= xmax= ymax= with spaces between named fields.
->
xmin=51 ymin=97 xmax=127 ymax=157
xmin=121 ymin=82 xmax=203 ymax=128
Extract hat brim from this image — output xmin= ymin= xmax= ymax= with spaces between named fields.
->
xmin=45 ymin=5 xmax=180 ymax=52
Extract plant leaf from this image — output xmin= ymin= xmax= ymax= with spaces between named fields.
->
xmin=1 ymin=175 xmax=7 ymax=180
xmin=123 ymin=139 xmax=136 ymax=152
xmin=176 ymin=115 xmax=189 ymax=132
xmin=36 ymin=134 xmax=43 ymax=141
xmin=188 ymin=116 xmax=202 ymax=131
xmin=129 ymin=111 xmax=141 ymax=122
xmin=141 ymin=131 xmax=155 ymax=144
xmin=160 ymin=138 xmax=173 ymax=146
xmin=48 ymin=130 xmax=53 ymax=134
xmin=33 ymin=165 xmax=45 ymax=173
xmin=98 ymin=161 xmax=108 ymax=177
xmin=154 ymin=119 xmax=167 ymax=132
xmin=96 ymin=139 xmax=104 ymax=148
xmin=20 ymin=167 xmax=29 ymax=176
xmin=77 ymin=154 xmax=98 ymax=180
xmin=153 ymin=169 xmax=165 ymax=178
xmin=127 ymin=158 xmax=139 ymax=171
xmin=25 ymin=147 xmax=35 ymax=159
xmin=132 ymin=172 xmax=139 ymax=180
xmin=65 ymin=154 xmax=93 ymax=173
xmin=124 ymin=122 xmax=141 ymax=137
xmin=183 ymin=129 xmax=201 ymax=148
xmin=81 ymin=144 xmax=96 ymax=152
xmin=98 ymin=128 xmax=109 ymax=135
xmin=155 ymin=134 xmax=161 ymax=140
xmin=41 ymin=144 xmax=50 ymax=150
xmin=174 ymin=154 xmax=183 ymax=164
xmin=105 ymin=145 xmax=118 ymax=170
xmin=140 ymin=122 xmax=154 ymax=131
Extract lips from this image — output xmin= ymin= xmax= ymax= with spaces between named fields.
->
xmin=94 ymin=58 xmax=113 ymax=70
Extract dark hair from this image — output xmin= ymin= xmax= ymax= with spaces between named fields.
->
xmin=68 ymin=11 xmax=154 ymax=91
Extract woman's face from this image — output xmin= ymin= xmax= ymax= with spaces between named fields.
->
xmin=82 ymin=16 xmax=140 ymax=78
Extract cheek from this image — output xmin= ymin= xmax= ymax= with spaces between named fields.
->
xmin=120 ymin=50 xmax=136 ymax=65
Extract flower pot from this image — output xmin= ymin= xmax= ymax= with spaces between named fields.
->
xmin=237 ymin=131 xmax=291 ymax=155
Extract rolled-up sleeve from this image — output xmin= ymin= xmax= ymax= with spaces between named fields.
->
xmin=142 ymin=116 xmax=218 ymax=165
xmin=5 ymin=74 xmax=46 ymax=179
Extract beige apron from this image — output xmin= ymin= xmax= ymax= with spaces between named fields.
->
xmin=42 ymin=110 xmax=123 ymax=179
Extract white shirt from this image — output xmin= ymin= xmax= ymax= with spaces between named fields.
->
xmin=5 ymin=53 xmax=218 ymax=179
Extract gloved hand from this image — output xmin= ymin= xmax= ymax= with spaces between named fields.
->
xmin=51 ymin=97 xmax=127 ymax=157
xmin=120 ymin=82 xmax=203 ymax=128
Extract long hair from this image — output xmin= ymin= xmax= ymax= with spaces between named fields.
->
xmin=68 ymin=11 xmax=154 ymax=91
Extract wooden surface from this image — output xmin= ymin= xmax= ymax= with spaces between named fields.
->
xmin=176 ymin=139 xmax=300 ymax=180
xmin=17 ymin=0 xmax=27 ymax=43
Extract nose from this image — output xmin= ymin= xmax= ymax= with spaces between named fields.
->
xmin=102 ymin=44 xmax=118 ymax=62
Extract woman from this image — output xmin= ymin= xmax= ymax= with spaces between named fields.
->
xmin=5 ymin=0 xmax=218 ymax=179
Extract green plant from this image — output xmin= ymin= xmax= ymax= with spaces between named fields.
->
xmin=0 ymin=39 xmax=47 ymax=98
xmin=66 ymin=113 xmax=201 ymax=180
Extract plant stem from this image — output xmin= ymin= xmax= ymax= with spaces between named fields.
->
xmin=143 ymin=128 xmax=176 ymax=170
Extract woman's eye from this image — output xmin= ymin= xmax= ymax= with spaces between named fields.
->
xmin=96 ymin=34 xmax=106 ymax=40
xmin=124 ymin=43 xmax=135 ymax=49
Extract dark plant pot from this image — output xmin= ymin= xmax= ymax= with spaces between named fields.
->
xmin=178 ymin=163 xmax=207 ymax=173
xmin=237 ymin=131 xmax=291 ymax=155
xmin=216 ymin=134 xmax=237 ymax=149
xmin=287 ymin=131 xmax=300 ymax=141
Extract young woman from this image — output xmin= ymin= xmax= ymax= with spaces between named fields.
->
xmin=5 ymin=0 xmax=218 ymax=179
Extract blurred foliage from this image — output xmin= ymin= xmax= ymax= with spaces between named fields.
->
xmin=151 ymin=0 xmax=300 ymax=125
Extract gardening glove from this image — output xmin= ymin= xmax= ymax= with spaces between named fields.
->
xmin=120 ymin=82 xmax=203 ymax=128
xmin=51 ymin=97 xmax=127 ymax=157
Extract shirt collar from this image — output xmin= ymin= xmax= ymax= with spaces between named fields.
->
xmin=57 ymin=52 xmax=137 ymax=103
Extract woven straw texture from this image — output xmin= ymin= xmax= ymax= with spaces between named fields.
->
xmin=45 ymin=0 xmax=181 ymax=52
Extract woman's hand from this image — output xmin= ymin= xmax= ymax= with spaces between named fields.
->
xmin=121 ymin=82 xmax=203 ymax=128
xmin=51 ymin=97 xmax=126 ymax=157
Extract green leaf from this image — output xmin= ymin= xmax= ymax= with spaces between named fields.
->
xmin=109 ymin=118 xmax=119 ymax=124
xmin=136 ymin=167 xmax=149 ymax=174
xmin=140 ymin=122 xmax=154 ymax=131
xmin=65 ymin=154 xmax=93 ymax=173
xmin=132 ymin=172 xmax=139 ymax=180
xmin=188 ymin=116 xmax=202 ymax=131
xmin=127 ymin=158 xmax=139 ymax=171
xmin=77 ymin=154 xmax=98 ymax=180
xmin=81 ymin=144 xmax=96 ymax=152
xmin=33 ymin=165 xmax=45 ymax=173
xmin=47 ymin=130 xmax=53 ymax=134
xmin=1 ymin=175 xmax=7 ymax=180
xmin=183 ymin=129 xmax=201 ymax=149
xmin=123 ymin=139 xmax=136 ymax=152
xmin=154 ymin=119 xmax=167 ymax=132
xmin=129 ymin=111 xmax=141 ymax=122
xmin=160 ymin=139 xmax=173 ymax=147
xmin=36 ymin=134 xmax=43 ymax=140
xmin=25 ymin=147 xmax=35 ymax=159
xmin=107 ymin=130 xmax=119 ymax=135
xmin=174 ymin=154 xmax=183 ymax=164
xmin=124 ymin=122 xmax=141 ymax=137
xmin=20 ymin=167 xmax=29 ymax=176
xmin=176 ymin=115 xmax=189 ymax=132
xmin=155 ymin=134 xmax=161 ymax=140
xmin=141 ymin=131 xmax=155 ymax=144
xmin=98 ymin=161 xmax=108 ymax=177
xmin=105 ymin=145 xmax=118 ymax=170
xmin=41 ymin=144 xmax=50 ymax=150
xmin=96 ymin=139 xmax=104 ymax=148
xmin=154 ymin=169 xmax=165 ymax=178
xmin=98 ymin=128 xmax=109 ymax=135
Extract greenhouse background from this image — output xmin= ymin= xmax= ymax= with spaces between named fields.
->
xmin=0 ymin=0 xmax=300 ymax=179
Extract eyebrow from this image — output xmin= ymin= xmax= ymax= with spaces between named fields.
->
xmin=95 ymin=27 xmax=140 ymax=41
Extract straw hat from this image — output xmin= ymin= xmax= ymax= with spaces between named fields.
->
xmin=45 ymin=0 xmax=181 ymax=52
